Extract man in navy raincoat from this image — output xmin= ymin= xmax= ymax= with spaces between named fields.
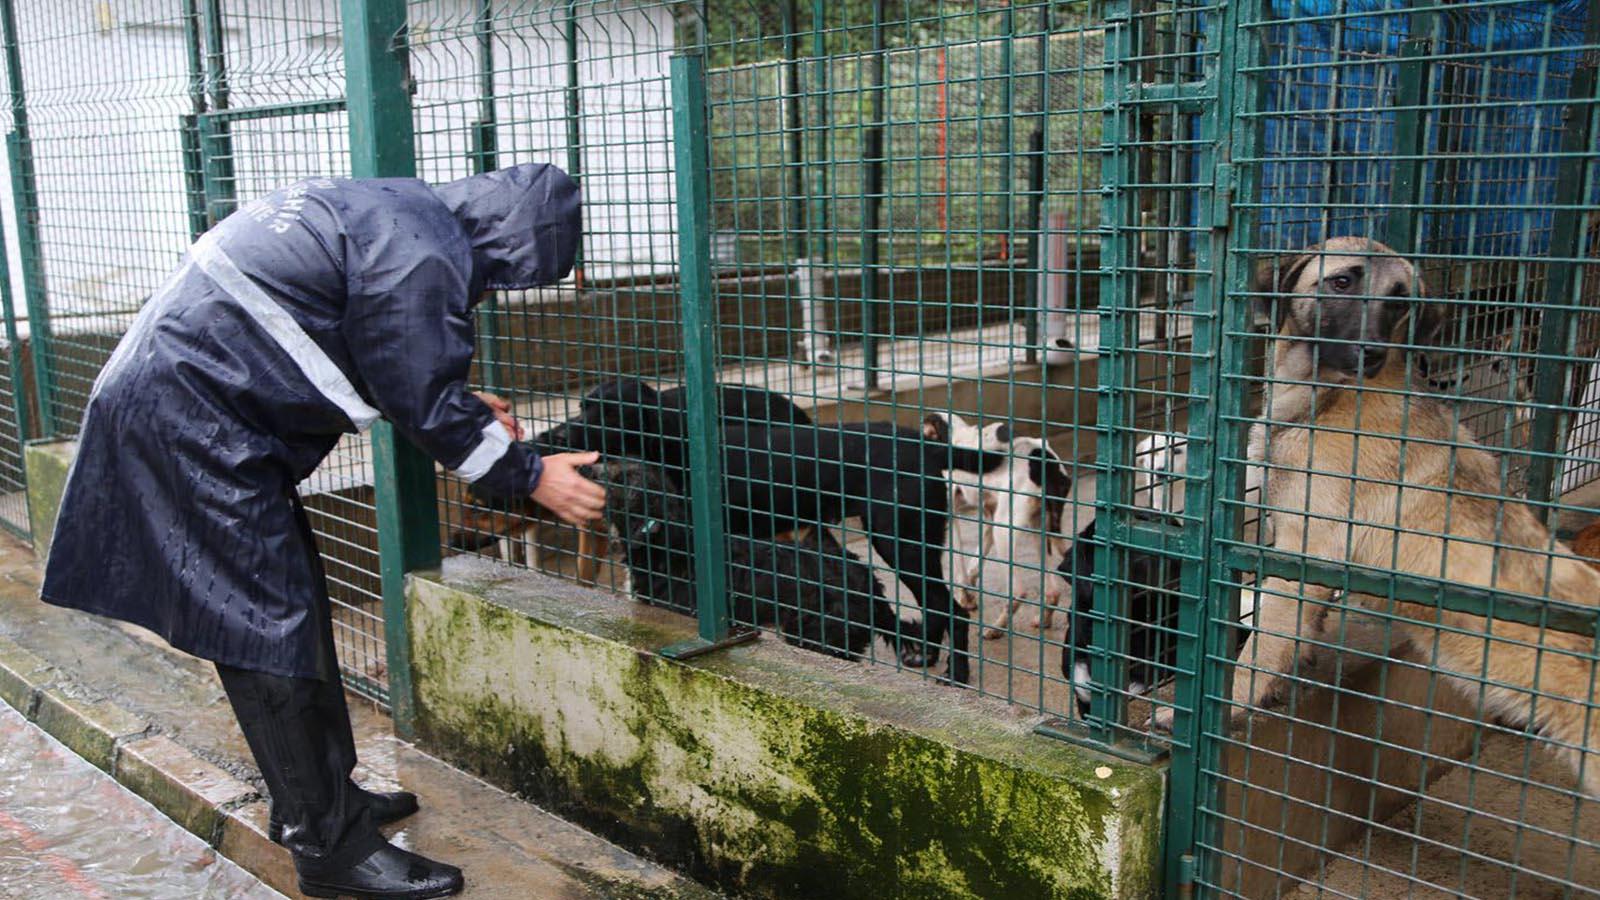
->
xmin=40 ymin=163 xmax=604 ymax=900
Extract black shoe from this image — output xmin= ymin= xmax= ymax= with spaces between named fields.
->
xmin=270 ymin=787 xmax=420 ymax=844
xmin=361 ymin=788 xmax=420 ymax=826
xmin=297 ymin=841 xmax=463 ymax=900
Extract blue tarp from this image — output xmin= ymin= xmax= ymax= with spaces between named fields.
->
xmin=1257 ymin=0 xmax=1591 ymax=254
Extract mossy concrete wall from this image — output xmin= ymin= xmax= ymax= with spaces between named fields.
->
xmin=24 ymin=440 xmax=75 ymax=558
xmin=407 ymin=560 xmax=1166 ymax=899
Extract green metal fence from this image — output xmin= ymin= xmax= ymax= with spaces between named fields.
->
xmin=0 ymin=0 xmax=391 ymax=703
xmin=1202 ymin=2 xmax=1600 ymax=896
xmin=0 ymin=0 xmax=1596 ymax=896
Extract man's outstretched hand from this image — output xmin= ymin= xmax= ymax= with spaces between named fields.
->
xmin=473 ymin=390 xmax=524 ymax=441
xmin=532 ymin=451 xmax=606 ymax=526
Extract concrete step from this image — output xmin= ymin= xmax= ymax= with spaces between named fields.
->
xmin=0 ymin=533 xmax=719 ymax=900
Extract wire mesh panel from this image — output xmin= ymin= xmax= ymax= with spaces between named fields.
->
xmin=1195 ymin=1 xmax=1600 ymax=895
xmin=0 ymin=0 xmax=388 ymax=702
xmin=0 ymin=43 xmax=27 ymax=538
xmin=407 ymin=0 xmax=688 ymax=596
xmin=3 ymin=1 xmax=198 ymax=438
xmin=205 ymin=0 xmax=393 ymax=702
xmin=414 ymin=0 xmax=1184 ymax=735
xmin=0 ymin=331 xmax=29 ymax=538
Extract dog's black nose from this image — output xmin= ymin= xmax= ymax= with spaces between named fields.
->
xmin=1359 ymin=346 xmax=1387 ymax=377
xmin=993 ymin=423 xmax=1011 ymax=444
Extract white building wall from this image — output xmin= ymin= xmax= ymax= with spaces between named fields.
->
xmin=3 ymin=0 xmax=677 ymax=335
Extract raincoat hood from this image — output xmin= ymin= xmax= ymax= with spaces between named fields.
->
xmin=434 ymin=162 xmax=582 ymax=293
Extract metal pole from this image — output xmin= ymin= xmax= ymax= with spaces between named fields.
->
xmin=342 ymin=0 xmax=438 ymax=734
xmin=1179 ymin=0 xmax=1266 ymax=888
xmin=802 ymin=0 xmax=831 ymax=367
xmin=1023 ymin=6 xmax=1048 ymax=364
xmin=1524 ymin=0 xmax=1600 ymax=517
xmin=860 ymin=0 xmax=885 ymax=389
xmin=1001 ymin=0 xmax=1015 ymax=263
xmin=782 ymin=0 xmax=805 ymax=262
xmin=1022 ymin=128 xmax=1045 ymax=364
xmin=0 ymin=0 xmax=52 ymax=438
xmin=0 ymin=153 xmax=27 ymax=480
xmin=1382 ymin=2 xmax=1439 ymax=253
xmin=199 ymin=0 xmax=237 ymax=225
xmin=1088 ymin=0 xmax=1136 ymax=747
xmin=564 ymin=1 xmax=584 ymax=289
xmin=472 ymin=0 xmax=500 ymax=393
xmin=180 ymin=0 xmax=209 ymax=241
xmin=660 ymin=53 xmax=749 ymax=659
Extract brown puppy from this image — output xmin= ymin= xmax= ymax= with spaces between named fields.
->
xmin=1161 ymin=237 xmax=1600 ymax=800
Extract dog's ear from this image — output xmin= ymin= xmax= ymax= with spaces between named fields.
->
xmin=953 ymin=481 xmax=983 ymax=511
xmin=1252 ymin=252 xmax=1315 ymax=329
xmin=1405 ymin=264 xmax=1446 ymax=347
xmin=630 ymin=380 xmax=660 ymax=405
xmin=1028 ymin=447 xmax=1074 ymax=504
xmin=923 ymin=413 xmax=951 ymax=442
xmin=1411 ymin=300 xmax=1448 ymax=347
xmin=1028 ymin=446 xmax=1074 ymax=539
xmin=1388 ymin=262 xmax=1445 ymax=347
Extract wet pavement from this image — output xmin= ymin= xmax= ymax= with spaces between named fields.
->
xmin=0 ymin=530 xmax=720 ymax=900
xmin=0 ymin=702 xmax=282 ymax=900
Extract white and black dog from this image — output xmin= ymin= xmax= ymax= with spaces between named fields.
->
xmin=931 ymin=416 xmax=1074 ymax=638
xmin=1056 ymin=516 xmax=1182 ymax=717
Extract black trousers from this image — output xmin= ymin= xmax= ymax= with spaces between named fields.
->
xmin=214 ymin=496 xmax=384 ymax=867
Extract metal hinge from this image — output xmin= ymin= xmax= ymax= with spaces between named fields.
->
xmin=1210 ymin=162 xmax=1234 ymax=230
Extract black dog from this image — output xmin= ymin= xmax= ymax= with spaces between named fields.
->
xmin=584 ymin=459 xmax=914 ymax=660
xmin=712 ymin=419 xmax=1009 ymax=684
xmin=539 ymin=381 xmax=1009 ymax=684
xmin=532 ymin=378 xmax=812 ymax=478
xmin=451 ymin=379 xmax=811 ymax=551
xmin=1057 ymin=518 xmax=1181 ymax=717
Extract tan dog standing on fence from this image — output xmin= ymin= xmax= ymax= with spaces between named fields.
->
xmin=1158 ymin=237 xmax=1600 ymax=801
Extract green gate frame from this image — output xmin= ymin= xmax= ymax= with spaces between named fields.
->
xmin=1177 ymin=2 xmax=1600 ymax=894
xmin=342 ymin=0 xmax=439 ymax=739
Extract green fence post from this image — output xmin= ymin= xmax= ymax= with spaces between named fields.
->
xmin=1381 ymin=3 xmax=1439 ymax=254
xmin=0 ymin=0 xmax=53 ymax=439
xmin=471 ymin=0 xmax=500 ymax=393
xmin=1086 ymin=0 xmax=1137 ymax=746
xmin=659 ymin=52 xmax=750 ymax=660
xmin=1524 ymin=2 xmax=1599 ymax=518
xmin=1180 ymin=0 xmax=1267 ymax=890
xmin=199 ymin=0 xmax=236 ymax=225
xmin=342 ymin=0 xmax=438 ymax=735
xmin=180 ymin=0 xmax=210 ymax=241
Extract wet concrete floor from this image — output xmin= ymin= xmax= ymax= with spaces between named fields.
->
xmin=0 ymin=531 xmax=720 ymax=900
xmin=0 ymin=702 xmax=283 ymax=900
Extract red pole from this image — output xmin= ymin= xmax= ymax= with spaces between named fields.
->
xmin=935 ymin=46 xmax=947 ymax=234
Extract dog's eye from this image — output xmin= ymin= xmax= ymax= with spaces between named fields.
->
xmin=1329 ymin=274 xmax=1353 ymax=291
